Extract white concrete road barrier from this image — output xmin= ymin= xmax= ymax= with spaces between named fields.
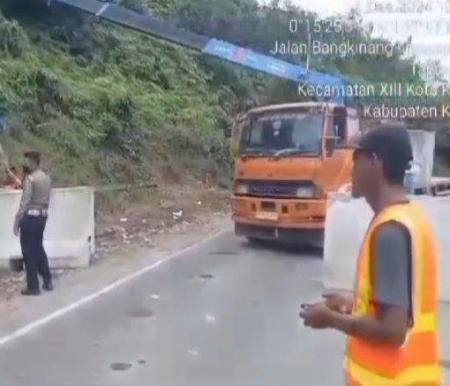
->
xmin=324 ymin=194 xmax=450 ymax=302
xmin=0 ymin=187 xmax=95 ymax=269
xmin=407 ymin=130 xmax=435 ymax=189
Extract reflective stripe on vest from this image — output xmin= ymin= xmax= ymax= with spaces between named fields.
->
xmin=346 ymin=202 xmax=444 ymax=386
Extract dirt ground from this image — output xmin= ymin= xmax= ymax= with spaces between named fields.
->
xmin=94 ymin=181 xmax=230 ymax=256
xmin=0 ymin=181 xmax=230 ymax=308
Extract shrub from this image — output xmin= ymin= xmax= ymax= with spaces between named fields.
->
xmin=0 ymin=15 xmax=29 ymax=57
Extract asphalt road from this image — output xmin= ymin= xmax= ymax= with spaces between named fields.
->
xmin=0 ymin=231 xmax=448 ymax=386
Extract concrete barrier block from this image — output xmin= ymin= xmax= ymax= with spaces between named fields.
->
xmin=323 ymin=194 xmax=372 ymax=292
xmin=324 ymin=194 xmax=450 ymax=302
xmin=0 ymin=187 xmax=95 ymax=269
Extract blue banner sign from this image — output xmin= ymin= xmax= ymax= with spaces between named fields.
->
xmin=202 ymin=39 xmax=306 ymax=82
xmin=202 ymin=39 xmax=349 ymax=104
xmin=53 ymin=1 xmax=350 ymax=104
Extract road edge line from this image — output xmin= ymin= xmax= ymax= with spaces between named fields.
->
xmin=0 ymin=228 xmax=228 ymax=347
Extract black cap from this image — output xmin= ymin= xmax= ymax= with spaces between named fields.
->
xmin=354 ymin=125 xmax=414 ymax=169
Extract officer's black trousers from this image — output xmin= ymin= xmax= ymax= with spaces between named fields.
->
xmin=20 ymin=215 xmax=52 ymax=291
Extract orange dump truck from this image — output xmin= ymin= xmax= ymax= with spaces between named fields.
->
xmin=228 ymin=102 xmax=360 ymax=247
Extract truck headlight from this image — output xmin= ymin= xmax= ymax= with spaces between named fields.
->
xmin=296 ymin=186 xmax=315 ymax=198
xmin=235 ymin=183 xmax=249 ymax=195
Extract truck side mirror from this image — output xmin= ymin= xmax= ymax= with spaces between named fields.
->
xmin=324 ymin=137 xmax=337 ymax=157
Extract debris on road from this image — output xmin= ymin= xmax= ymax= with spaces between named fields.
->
xmin=198 ymin=273 xmax=214 ymax=280
xmin=110 ymin=363 xmax=132 ymax=371
xmin=172 ymin=210 xmax=184 ymax=221
xmin=93 ymin=186 xmax=229 ymax=260
xmin=128 ymin=308 xmax=155 ymax=319
xmin=0 ymin=271 xmax=25 ymax=300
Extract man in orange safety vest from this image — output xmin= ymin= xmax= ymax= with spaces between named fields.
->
xmin=300 ymin=124 xmax=443 ymax=386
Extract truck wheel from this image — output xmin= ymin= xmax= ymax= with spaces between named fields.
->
xmin=246 ymin=237 xmax=261 ymax=244
xmin=310 ymin=230 xmax=325 ymax=252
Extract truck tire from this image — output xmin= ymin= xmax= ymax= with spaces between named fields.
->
xmin=246 ymin=237 xmax=263 ymax=245
xmin=310 ymin=230 xmax=325 ymax=251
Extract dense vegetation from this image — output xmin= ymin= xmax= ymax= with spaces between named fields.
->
xmin=0 ymin=0 xmax=447 ymax=188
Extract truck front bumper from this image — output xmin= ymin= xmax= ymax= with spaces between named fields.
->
xmin=231 ymin=195 xmax=326 ymax=245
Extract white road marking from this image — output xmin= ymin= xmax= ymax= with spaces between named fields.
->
xmin=0 ymin=229 xmax=228 ymax=347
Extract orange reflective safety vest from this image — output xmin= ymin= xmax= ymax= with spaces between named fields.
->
xmin=346 ymin=201 xmax=444 ymax=386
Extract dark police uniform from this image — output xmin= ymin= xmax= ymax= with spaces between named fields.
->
xmin=14 ymin=169 xmax=52 ymax=291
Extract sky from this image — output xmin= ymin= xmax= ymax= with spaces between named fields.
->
xmin=256 ymin=0 xmax=450 ymax=79
xmin=258 ymin=0 xmax=449 ymax=15
xmin=257 ymin=0 xmax=359 ymax=16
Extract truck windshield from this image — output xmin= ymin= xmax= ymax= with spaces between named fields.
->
xmin=240 ymin=113 xmax=324 ymax=157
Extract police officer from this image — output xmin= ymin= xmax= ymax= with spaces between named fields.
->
xmin=14 ymin=151 xmax=53 ymax=296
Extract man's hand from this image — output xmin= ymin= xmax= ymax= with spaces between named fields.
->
xmin=323 ymin=291 xmax=353 ymax=314
xmin=13 ymin=221 xmax=20 ymax=237
xmin=299 ymin=302 xmax=335 ymax=329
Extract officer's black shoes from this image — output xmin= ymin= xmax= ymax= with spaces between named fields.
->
xmin=43 ymin=282 xmax=53 ymax=292
xmin=21 ymin=284 xmax=53 ymax=295
xmin=21 ymin=288 xmax=41 ymax=296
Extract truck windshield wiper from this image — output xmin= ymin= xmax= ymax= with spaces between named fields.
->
xmin=241 ymin=148 xmax=269 ymax=157
xmin=272 ymin=145 xmax=320 ymax=158
xmin=273 ymin=148 xmax=299 ymax=157
xmin=272 ymin=148 xmax=314 ymax=158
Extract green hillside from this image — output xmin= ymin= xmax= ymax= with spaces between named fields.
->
xmin=0 ymin=2 xmax=260 ymax=187
xmin=0 ymin=0 xmax=447 ymax=190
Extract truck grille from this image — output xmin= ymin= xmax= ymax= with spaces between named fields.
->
xmin=237 ymin=180 xmax=315 ymax=198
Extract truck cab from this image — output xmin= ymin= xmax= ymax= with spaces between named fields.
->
xmin=229 ymin=102 xmax=360 ymax=247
